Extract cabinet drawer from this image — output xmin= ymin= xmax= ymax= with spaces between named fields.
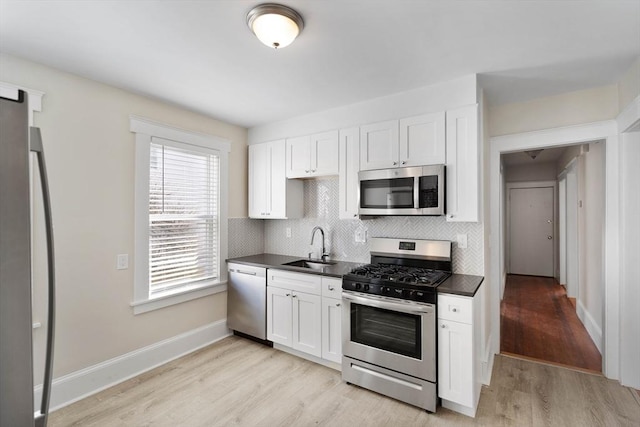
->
xmin=322 ymin=277 xmax=342 ymax=299
xmin=268 ymin=269 xmax=321 ymax=295
xmin=438 ymin=293 xmax=473 ymax=324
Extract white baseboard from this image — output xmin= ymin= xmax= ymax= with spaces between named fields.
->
xmin=35 ymin=320 xmax=231 ymax=412
xmin=576 ymin=300 xmax=602 ymax=354
xmin=272 ymin=343 xmax=341 ymax=372
xmin=482 ymin=333 xmax=495 ymax=385
xmin=441 ymin=398 xmax=477 ymax=418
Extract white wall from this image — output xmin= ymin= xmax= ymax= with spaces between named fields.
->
xmin=619 ymin=131 xmax=640 ymax=388
xmin=618 ymin=57 xmax=640 ymax=112
xmin=504 ymin=162 xmax=557 ymax=182
xmin=248 ymin=74 xmax=478 ymax=143
xmin=0 ymin=54 xmax=248 ymax=380
xmin=576 ymin=141 xmax=606 ymax=350
xmin=489 ymin=85 xmax=618 ymax=137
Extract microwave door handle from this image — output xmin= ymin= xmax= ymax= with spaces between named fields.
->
xmin=414 ymin=176 xmax=420 ymax=210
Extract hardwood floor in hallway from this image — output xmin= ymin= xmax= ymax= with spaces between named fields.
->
xmin=501 ymin=274 xmax=602 ymax=372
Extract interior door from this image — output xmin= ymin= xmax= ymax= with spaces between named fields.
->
xmin=509 ymin=186 xmax=554 ymax=276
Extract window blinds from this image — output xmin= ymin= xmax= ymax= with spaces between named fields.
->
xmin=149 ymin=140 xmax=219 ymax=294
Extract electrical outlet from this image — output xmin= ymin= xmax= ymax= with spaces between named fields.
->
xmin=117 ymin=254 xmax=129 ymax=270
xmin=456 ymin=234 xmax=468 ymax=249
xmin=355 ymin=227 xmax=367 ymax=243
xmin=286 ymin=227 xmax=291 ymax=238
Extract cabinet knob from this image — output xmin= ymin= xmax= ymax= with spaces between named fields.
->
xmin=305 ymin=170 xmax=310 ymax=173
xmin=336 ymin=303 xmax=341 ymax=307
xmin=328 ymin=286 xmax=335 ymax=291
xmin=441 ymin=324 xmax=447 ymax=328
xmin=401 ymin=161 xmax=406 ymax=165
xmin=311 ymin=169 xmax=316 ymax=173
xmin=353 ymin=214 xmax=357 ymax=217
xmin=452 ymin=308 xmax=458 ymax=312
xmin=392 ymin=161 xmax=398 ymax=165
xmin=292 ymin=294 xmax=297 ymax=298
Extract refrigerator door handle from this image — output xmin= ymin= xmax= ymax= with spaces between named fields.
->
xmin=30 ymin=127 xmax=56 ymax=427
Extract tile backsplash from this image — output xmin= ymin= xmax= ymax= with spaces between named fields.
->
xmin=231 ymin=177 xmax=484 ymax=275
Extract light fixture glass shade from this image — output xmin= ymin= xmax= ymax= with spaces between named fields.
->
xmin=247 ymin=4 xmax=304 ymax=49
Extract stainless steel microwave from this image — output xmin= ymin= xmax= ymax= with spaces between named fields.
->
xmin=358 ymin=165 xmax=445 ymax=216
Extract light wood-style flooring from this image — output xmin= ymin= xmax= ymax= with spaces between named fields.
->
xmin=501 ymin=274 xmax=602 ymax=372
xmin=49 ymin=336 xmax=640 ymax=426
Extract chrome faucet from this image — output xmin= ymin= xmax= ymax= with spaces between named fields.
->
xmin=310 ymin=226 xmax=329 ymax=262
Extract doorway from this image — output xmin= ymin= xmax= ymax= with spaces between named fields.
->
xmin=498 ymin=142 xmax=605 ymax=373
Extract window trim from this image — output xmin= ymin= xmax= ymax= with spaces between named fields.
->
xmin=130 ymin=116 xmax=230 ymax=315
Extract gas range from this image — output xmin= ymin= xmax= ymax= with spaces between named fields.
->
xmin=342 ymin=238 xmax=452 ymax=304
xmin=341 ymin=237 xmax=453 ymax=413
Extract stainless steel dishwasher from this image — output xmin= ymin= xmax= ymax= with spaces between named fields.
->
xmin=227 ymin=263 xmax=268 ymax=340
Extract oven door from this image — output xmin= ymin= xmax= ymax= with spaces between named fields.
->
xmin=342 ymin=291 xmax=436 ymax=381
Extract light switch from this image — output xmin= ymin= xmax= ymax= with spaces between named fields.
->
xmin=117 ymin=254 xmax=129 ymax=270
xmin=286 ymin=227 xmax=292 ymax=238
xmin=456 ymin=234 xmax=468 ymax=249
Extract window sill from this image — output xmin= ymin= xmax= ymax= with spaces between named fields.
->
xmin=130 ymin=281 xmax=227 ymax=315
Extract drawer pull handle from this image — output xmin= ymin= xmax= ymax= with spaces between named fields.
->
xmin=336 ymin=303 xmax=341 ymax=307
xmin=441 ymin=324 xmax=447 ymax=328
xmin=452 ymin=308 xmax=458 ymax=312
xmin=286 ymin=293 xmax=291 ymax=297
xmin=328 ymin=286 xmax=335 ymax=291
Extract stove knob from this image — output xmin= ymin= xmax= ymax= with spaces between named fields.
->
xmin=394 ymin=288 xmax=403 ymax=295
xmin=403 ymin=289 xmax=414 ymax=298
xmin=355 ymin=283 xmax=362 ymax=290
xmin=382 ymin=287 xmax=391 ymax=294
xmin=364 ymin=284 xmax=370 ymax=291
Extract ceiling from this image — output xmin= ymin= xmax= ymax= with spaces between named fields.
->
xmin=502 ymin=146 xmax=570 ymax=167
xmin=1 ymin=1 xmax=638 ymax=128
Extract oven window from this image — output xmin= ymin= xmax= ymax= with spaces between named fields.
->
xmin=350 ymin=303 xmax=421 ymax=359
xmin=360 ymin=177 xmax=414 ymax=209
xmin=419 ymin=175 xmax=439 ymax=208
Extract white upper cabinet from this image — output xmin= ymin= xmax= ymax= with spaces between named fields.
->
xmin=248 ymin=140 xmax=303 ymax=219
xmin=399 ymin=112 xmax=446 ymax=166
xmin=360 ymin=113 xmax=446 ymax=171
xmin=446 ymin=105 xmax=479 ymax=222
xmin=338 ymin=127 xmax=360 ymax=219
xmin=359 ymin=120 xmax=399 ymax=171
xmin=286 ymin=131 xmax=339 ymax=178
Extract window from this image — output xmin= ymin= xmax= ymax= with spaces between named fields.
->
xmin=130 ymin=116 xmax=230 ymax=314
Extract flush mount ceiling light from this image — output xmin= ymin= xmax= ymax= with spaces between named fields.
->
xmin=247 ymin=3 xmax=304 ymax=49
xmin=524 ymin=149 xmax=544 ymax=160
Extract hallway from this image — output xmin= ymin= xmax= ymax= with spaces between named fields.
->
xmin=500 ymin=274 xmax=602 ymax=372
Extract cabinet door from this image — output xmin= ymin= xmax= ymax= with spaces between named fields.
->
xmin=286 ymin=135 xmax=311 ymax=178
xmin=399 ymin=112 xmax=445 ymax=166
xmin=339 ymin=127 xmax=360 ymax=219
xmin=269 ymin=139 xmax=288 ymax=218
xmin=446 ymin=105 xmax=479 ymax=222
xmin=267 ymin=286 xmax=292 ymax=346
xmin=292 ymin=292 xmax=322 ymax=357
xmin=360 ymin=120 xmax=399 ymax=171
xmin=438 ymin=319 xmax=473 ymax=406
xmin=248 ymin=143 xmax=268 ymax=218
xmin=321 ymin=297 xmax=342 ymax=363
xmin=311 ymin=130 xmax=339 ymax=176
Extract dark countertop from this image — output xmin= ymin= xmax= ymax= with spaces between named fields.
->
xmin=437 ymin=274 xmax=484 ymax=297
xmin=226 ymin=253 xmax=364 ymax=278
xmin=227 ymin=253 xmax=484 ymax=295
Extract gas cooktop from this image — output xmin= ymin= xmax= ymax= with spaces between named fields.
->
xmin=341 ymin=238 xmax=453 ymax=304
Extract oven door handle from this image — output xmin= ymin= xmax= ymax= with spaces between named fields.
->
xmin=342 ymin=292 xmax=434 ymax=315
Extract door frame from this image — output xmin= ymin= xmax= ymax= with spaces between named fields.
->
xmin=489 ymin=120 xmax=619 ymax=379
xmin=558 ymin=159 xmax=580 ymax=299
xmin=505 ymin=181 xmax=557 ymax=277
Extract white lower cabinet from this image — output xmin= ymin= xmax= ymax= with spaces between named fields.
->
xmin=321 ymin=297 xmax=342 ymax=363
xmin=437 ymin=288 xmax=482 ymax=417
xmin=267 ymin=270 xmax=342 ymax=364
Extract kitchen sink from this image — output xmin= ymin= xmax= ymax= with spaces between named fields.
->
xmin=283 ymin=259 xmax=336 ymax=271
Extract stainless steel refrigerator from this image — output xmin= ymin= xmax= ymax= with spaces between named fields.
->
xmin=1 ymin=90 xmax=56 ymax=427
